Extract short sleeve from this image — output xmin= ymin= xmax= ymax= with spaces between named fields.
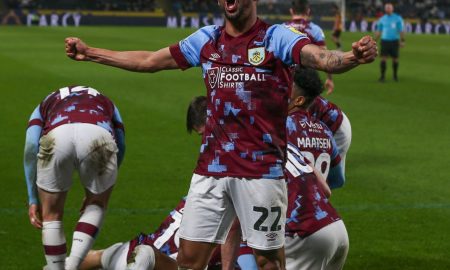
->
xmin=397 ymin=16 xmax=404 ymax=32
xmin=376 ymin=18 xmax=383 ymax=31
xmin=169 ymin=25 xmax=220 ymax=70
xmin=27 ymin=105 xmax=44 ymax=128
xmin=267 ymin=24 xmax=311 ymax=66
xmin=311 ymin=23 xmax=326 ymax=46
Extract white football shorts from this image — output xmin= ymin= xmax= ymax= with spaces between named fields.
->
xmin=285 ymin=220 xmax=349 ymax=270
xmin=334 ymin=112 xmax=352 ymax=175
xmin=37 ymin=123 xmax=118 ymax=194
xmin=179 ymin=174 xmax=288 ymax=250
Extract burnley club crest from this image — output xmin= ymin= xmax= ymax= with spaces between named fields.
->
xmin=248 ymin=47 xmax=265 ymax=66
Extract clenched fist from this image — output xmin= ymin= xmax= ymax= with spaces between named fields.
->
xmin=65 ymin=37 xmax=89 ymax=61
xmin=351 ymin=36 xmax=378 ymax=64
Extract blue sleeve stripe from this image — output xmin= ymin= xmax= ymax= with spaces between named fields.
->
xmin=267 ymin=24 xmax=310 ymax=66
xmin=179 ymin=25 xmax=219 ymax=67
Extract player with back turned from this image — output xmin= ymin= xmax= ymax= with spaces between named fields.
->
xmin=65 ymin=0 xmax=377 ymax=268
xmin=24 ymin=86 xmax=125 ymax=270
xmin=285 ymin=0 xmax=335 ymax=94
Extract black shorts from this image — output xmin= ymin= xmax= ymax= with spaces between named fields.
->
xmin=332 ymin=30 xmax=341 ymax=38
xmin=381 ymin=40 xmax=400 ymax=58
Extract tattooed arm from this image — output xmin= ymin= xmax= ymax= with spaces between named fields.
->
xmin=300 ymin=36 xmax=378 ymax=74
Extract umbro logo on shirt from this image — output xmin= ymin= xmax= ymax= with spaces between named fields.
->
xmin=209 ymin=53 xmax=221 ymax=61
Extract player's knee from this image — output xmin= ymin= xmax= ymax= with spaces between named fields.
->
xmin=176 ymin=253 xmax=207 ymax=270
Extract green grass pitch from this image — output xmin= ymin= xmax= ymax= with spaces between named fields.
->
xmin=0 ymin=26 xmax=449 ymax=269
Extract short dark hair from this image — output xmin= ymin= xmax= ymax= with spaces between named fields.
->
xmin=292 ymin=66 xmax=324 ymax=107
xmin=186 ymin=96 xmax=207 ymax=133
xmin=291 ymin=0 xmax=309 ymax=15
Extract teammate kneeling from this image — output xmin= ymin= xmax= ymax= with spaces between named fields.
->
xmin=24 ymin=86 xmax=125 ymax=270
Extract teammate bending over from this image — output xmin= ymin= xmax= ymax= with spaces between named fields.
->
xmin=65 ymin=1 xmax=376 ymax=268
xmin=24 ymin=86 xmax=125 ymax=270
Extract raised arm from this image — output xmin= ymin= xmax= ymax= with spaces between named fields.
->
xmin=65 ymin=37 xmax=179 ymax=73
xmin=300 ymin=36 xmax=377 ymax=74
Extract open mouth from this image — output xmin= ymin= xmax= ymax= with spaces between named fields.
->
xmin=225 ymin=0 xmax=238 ymax=13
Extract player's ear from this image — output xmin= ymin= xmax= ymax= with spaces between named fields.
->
xmin=294 ymin=96 xmax=306 ymax=107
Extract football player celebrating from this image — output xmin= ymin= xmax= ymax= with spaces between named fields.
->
xmin=24 ymin=86 xmax=125 ymax=270
xmin=285 ymin=0 xmax=335 ymax=94
xmin=65 ymin=0 xmax=376 ymax=268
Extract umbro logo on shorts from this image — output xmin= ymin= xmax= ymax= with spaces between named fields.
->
xmin=265 ymin=232 xmax=278 ymax=241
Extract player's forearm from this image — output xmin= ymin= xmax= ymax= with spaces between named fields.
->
xmin=85 ymin=47 xmax=159 ymax=72
xmin=300 ymin=47 xmax=359 ymax=74
xmin=24 ymin=142 xmax=39 ymax=205
xmin=115 ymin=128 xmax=125 ymax=167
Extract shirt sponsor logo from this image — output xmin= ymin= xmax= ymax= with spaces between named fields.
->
xmin=207 ymin=67 xmax=220 ymax=88
xmin=207 ymin=66 xmax=267 ymax=89
xmin=248 ymin=47 xmax=265 ymax=66
xmin=300 ymin=121 xmax=323 ymax=131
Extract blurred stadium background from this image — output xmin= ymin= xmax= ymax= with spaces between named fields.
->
xmin=1 ymin=0 xmax=449 ymax=269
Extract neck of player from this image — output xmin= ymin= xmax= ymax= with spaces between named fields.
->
xmin=224 ymin=10 xmax=258 ymax=37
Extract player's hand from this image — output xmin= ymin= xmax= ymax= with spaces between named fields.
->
xmin=65 ymin=37 xmax=89 ymax=61
xmin=351 ymin=35 xmax=378 ymax=64
xmin=325 ymin=79 xmax=335 ymax=95
xmin=28 ymin=204 xmax=42 ymax=229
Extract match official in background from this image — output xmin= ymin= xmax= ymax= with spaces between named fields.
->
xmin=375 ymin=2 xmax=405 ymax=82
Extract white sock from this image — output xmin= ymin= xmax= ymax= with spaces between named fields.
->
xmin=65 ymin=204 xmax=104 ymax=270
xmin=42 ymin=221 xmax=66 ymax=270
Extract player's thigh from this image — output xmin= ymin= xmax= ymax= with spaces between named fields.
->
xmin=178 ymin=174 xmax=236 ymax=244
xmin=100 ymin=242 xmax=128 ymax=270
xmin=230 ymin=178 xmax=288 ymax=250
xmin=84 ymin=185 xmax=114 ymax=209
xmin=76 ymin=123 xmax=118 ymax=195
xmin=37 ymin=125 xmax=76 ymax=193
xmin=391 ymin=41 xmax=400 ymax=59
xmin=380 ymin=40 xmax=390 ymax=57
